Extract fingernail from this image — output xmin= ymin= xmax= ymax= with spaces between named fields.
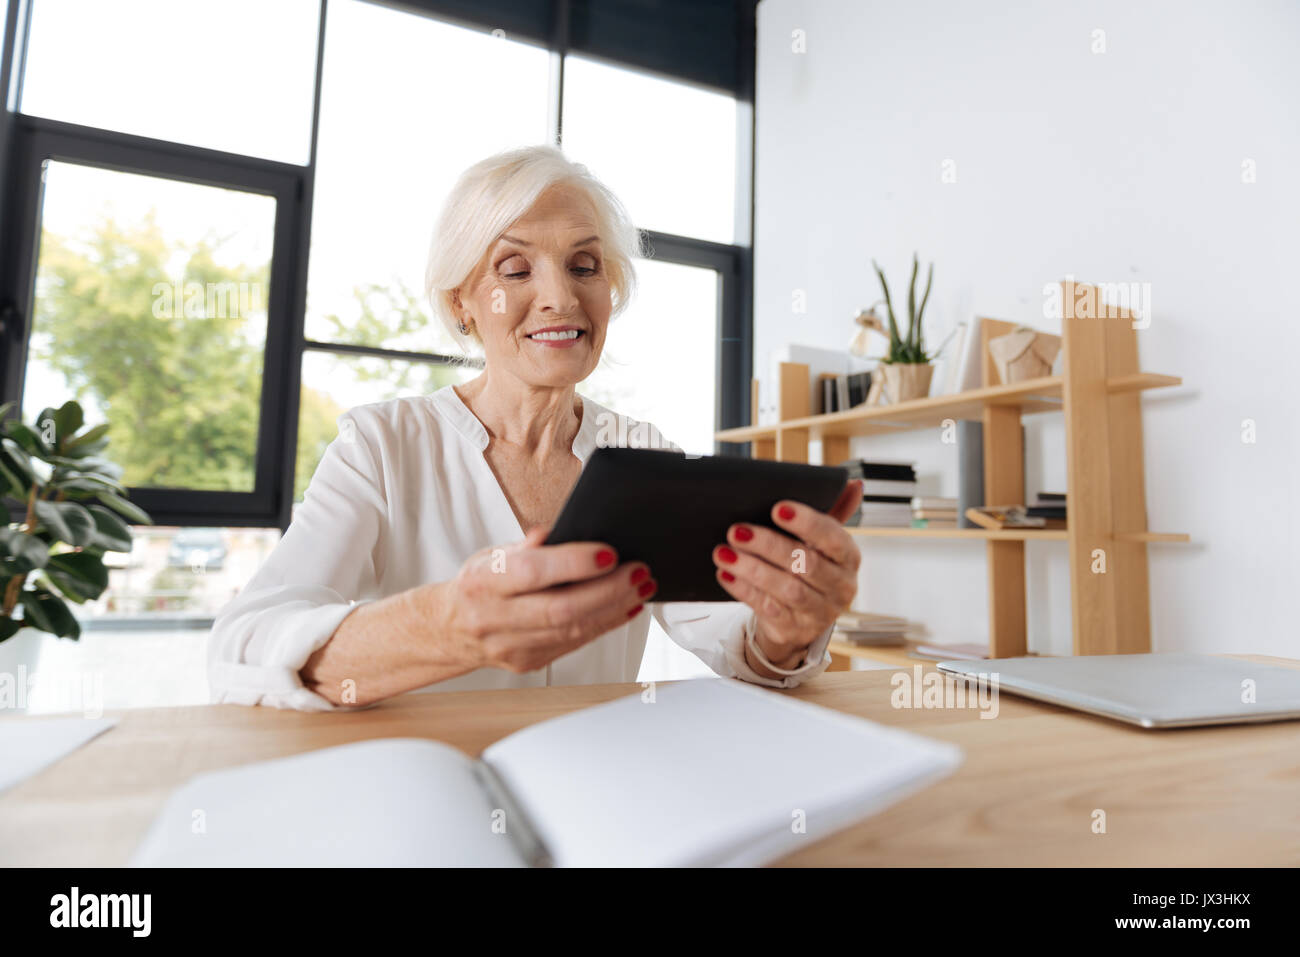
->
xmin=596 ymin=549 xmax=616 ymax=568
xmin=638 ymin=579 xmax=657 ymax=598
xmin=627 ymin=604 xmax=644 ymax=618
xmin=630 ymin=566 xmax=649 ymax=584
xmin=720 ymin=570 xmax=735 ymax=583
xmin=777 ymin=505 xmax=796 ymax=521
xmin=717 ymin=546 xmax=737 ymax=564
xmin=732 ymin=525 xmax=753 ymax=543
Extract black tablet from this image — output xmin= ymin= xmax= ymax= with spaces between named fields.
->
xmin=544 ymin=447 xmax=850 ymax=602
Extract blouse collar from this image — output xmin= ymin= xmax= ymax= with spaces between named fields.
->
xmin=430 ymin=384 xmax=600 ymax=463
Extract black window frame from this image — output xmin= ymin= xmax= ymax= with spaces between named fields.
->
xmin=0 ymin=0 xmax=756 ymax=533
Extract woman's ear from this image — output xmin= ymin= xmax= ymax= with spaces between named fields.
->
xmin=449 ymin=287 xmax=468 ymax=323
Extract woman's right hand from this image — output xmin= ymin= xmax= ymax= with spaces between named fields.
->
xmin=433 ymin=524 xmax=657 ymax=675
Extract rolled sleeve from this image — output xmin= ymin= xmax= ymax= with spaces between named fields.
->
xmin=207 ymin=410 xmax=386 ymax=712
xmin=652 ymin=602 xmax=832 ymax=689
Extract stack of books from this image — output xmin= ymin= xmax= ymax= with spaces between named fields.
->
xmin=841 ymin=460 xmax=916 ymax=527
xmin=832 ymin=610 xmax=912 ymax=647
xmin=1027 ymin=492 xmax=1067 ymax=528
xmin=910 ymin=496 xmax=958 ymax=529
xmin=817 ymin=371 xmax=873 ymax=414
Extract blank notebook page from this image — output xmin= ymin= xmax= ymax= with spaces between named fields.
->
xmin=483 ymin=678 xmax=963 ymax=867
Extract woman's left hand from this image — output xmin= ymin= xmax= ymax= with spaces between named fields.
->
xmin=712 ymin=479 xmax=863 ymax=672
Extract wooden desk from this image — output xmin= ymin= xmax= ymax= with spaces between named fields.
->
xmin=4 ymin=657 xmax=1299 ymax=867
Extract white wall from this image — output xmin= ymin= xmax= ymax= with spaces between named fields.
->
xmin=754 ymin=0 xmax=1300 ymax=656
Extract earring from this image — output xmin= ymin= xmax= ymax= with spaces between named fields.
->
xmin=457 ymin=319 xmax=469 ymax=335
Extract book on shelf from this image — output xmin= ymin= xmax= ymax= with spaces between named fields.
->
xmin=912 ymin=509 xmax=958 ymax=520
xmin=911 ymin=518 xmax=959 ymax=529
xmin=956 ymin=420 xmax=983 ymax=529
xmin=1026 ymin=492 xmax=1067 ymax=520
xmin=861 ymin=479 xmax=919 ymax=498
xmin=841 ymin=460 xmax=918 ymax=526
xmin=818 ymin=370 xmax=873 ymax=415
xmin=832 ymin=610 xmax=914 ymax=646
xmin=841 ymin=460 xmax=917 ymax=483
xmin=965 ymin=505 xmax=1066 ymax=530
xmin=911 ymin=496 xmax=958 ymax=510
xmin=129 ymin=680 xmax=962 ymax=868
xmin=857 ymin=504 xmax=914 ymax=527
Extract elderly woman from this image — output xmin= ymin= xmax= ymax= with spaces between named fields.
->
xmin=208 ymin=146 xmax=863 ymax=711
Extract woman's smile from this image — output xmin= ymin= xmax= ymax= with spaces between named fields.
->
xmin=525 ymin=326 xmax=587 ymax=348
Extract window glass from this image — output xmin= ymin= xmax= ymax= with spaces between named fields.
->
xmin=305 ymin=0 xmax=550 ymax=351
xmin=580 ymin=258 xmax=719 ymax=456
xmin=23 ymin=161 xmax=276 ymax=492
xmin=21 ymin=0 xmax=320 ymax=164
xmin=562 ymin=55 xmax=738 ymax=244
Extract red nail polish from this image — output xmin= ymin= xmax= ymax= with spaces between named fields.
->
xmin=733 ymin=525 xmax=753 ymax=542
xmin=627 ymin=604 xmax=644 ymax=618
xmin=596 ymin=549 xmax=616 ymax=567
xmin=720 ymin=570 xmax=735 ymax=583
xmin=717 ymin=546 xmax=737 ymax=564
xmin=778 ymin=505 xmax=796 ymax=521
xmin=630 ymin=566 xmax=649 ymax=584
xmin=638 ymin=580 xmax=656 ymax=597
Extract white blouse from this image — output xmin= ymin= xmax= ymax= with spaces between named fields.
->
xmin=207 ymin=384 xmax=833 ymax=712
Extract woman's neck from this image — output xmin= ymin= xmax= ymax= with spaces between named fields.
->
xmin=454 ymin=372 xmax=582 ymax=457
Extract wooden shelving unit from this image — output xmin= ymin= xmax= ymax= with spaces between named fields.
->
xmin=716 ymin=281 xmax=1188 ymax=663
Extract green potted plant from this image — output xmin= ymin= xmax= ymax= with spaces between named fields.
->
xmin=870 ymin=253 xmax=935 ymax=403
xmin=0 ymin=400 xmax=150 ymax=674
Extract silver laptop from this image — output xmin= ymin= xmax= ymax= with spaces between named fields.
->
xmin=936 ymin=653 xmax=1300 ymax=729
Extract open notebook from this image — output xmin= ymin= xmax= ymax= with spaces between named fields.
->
xmin=131 ymin=679 xmax=962 ymax=867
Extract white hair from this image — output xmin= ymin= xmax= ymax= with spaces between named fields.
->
xmin=424 ymin=145 xmax=643 ymax=352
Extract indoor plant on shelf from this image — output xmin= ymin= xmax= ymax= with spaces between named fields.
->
xmin=870 ymin=253 xmax=936 ymax=403
xmin=0 ymin=400 xmax=151 ymax=676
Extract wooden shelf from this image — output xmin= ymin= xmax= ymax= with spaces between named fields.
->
xmin=849 ymin=526 xmax=1069 ymax=541
xmin=716 ymin=372 xmax=1180 ymax=444
xmin=724 ymin=285 xmax=1189 ymax=660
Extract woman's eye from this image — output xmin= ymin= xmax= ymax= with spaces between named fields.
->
xmin=499 ymin=256 xmax=529 ymax=279
xmin=571 ymin=266 xmax=596 ymax=276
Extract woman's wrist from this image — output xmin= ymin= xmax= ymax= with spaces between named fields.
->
xmin=745 ymin=624 xmax=808 ymax=676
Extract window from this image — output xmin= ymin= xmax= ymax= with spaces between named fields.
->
xmin=581 ymin=259 xmax=720 ymax=455
xmin=306 ymin=1 xmax=550 ymax=351
xmin=562 ymin=55 xmax=739 ymax=245
xmin=23 ymin=162 xmax=277 ymax=493
xmin=21 ymin=0 xmax=320 ymax=164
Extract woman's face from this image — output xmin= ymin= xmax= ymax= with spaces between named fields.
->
xmin=455 ymin=184 xmax=612 ymax=389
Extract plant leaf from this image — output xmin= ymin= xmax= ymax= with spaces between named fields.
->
xmin=907 ymin=253 xmax=919 ymax=351
xmin=872 ymin=259 xmax=903 ymax=359
xmin=59 ymin=436 xmax=110 ymax=459
xmin=46 ymin=552 xmax=109 ymax=602
xmin=19 ymin=586 xmax=80 ymax=639
xmin=0 ymin=527 xmax=49 ymax=570
xmin=63 ymin=423 xmax=109 ymax=450
xmin=917 ymin=261 xmax=933 ymax=356
xmin=95 ymin=491 xmax=152 ymax=526
xmin=53 ymin=474 xmax=127 ymax=497
xmin=1 ymin=439 xmax=38 ymax=484
xmin=53 ymin=401 xmax=85 ymax=444
xmin=6 ymin=423 xmax=48 ymax=457
xmin=0 ymin=615 xmax=22 ymax=642
xmin=33 ymin=499 xmax=97 ymax=546
xmin=0 ymin=453 xmax=27 ymax=497
xmin=87 ymin=505 xmax=133 ymax=552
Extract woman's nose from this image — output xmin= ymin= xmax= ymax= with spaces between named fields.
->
xmin=533 ymin=260 xmax=580 ymax=315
